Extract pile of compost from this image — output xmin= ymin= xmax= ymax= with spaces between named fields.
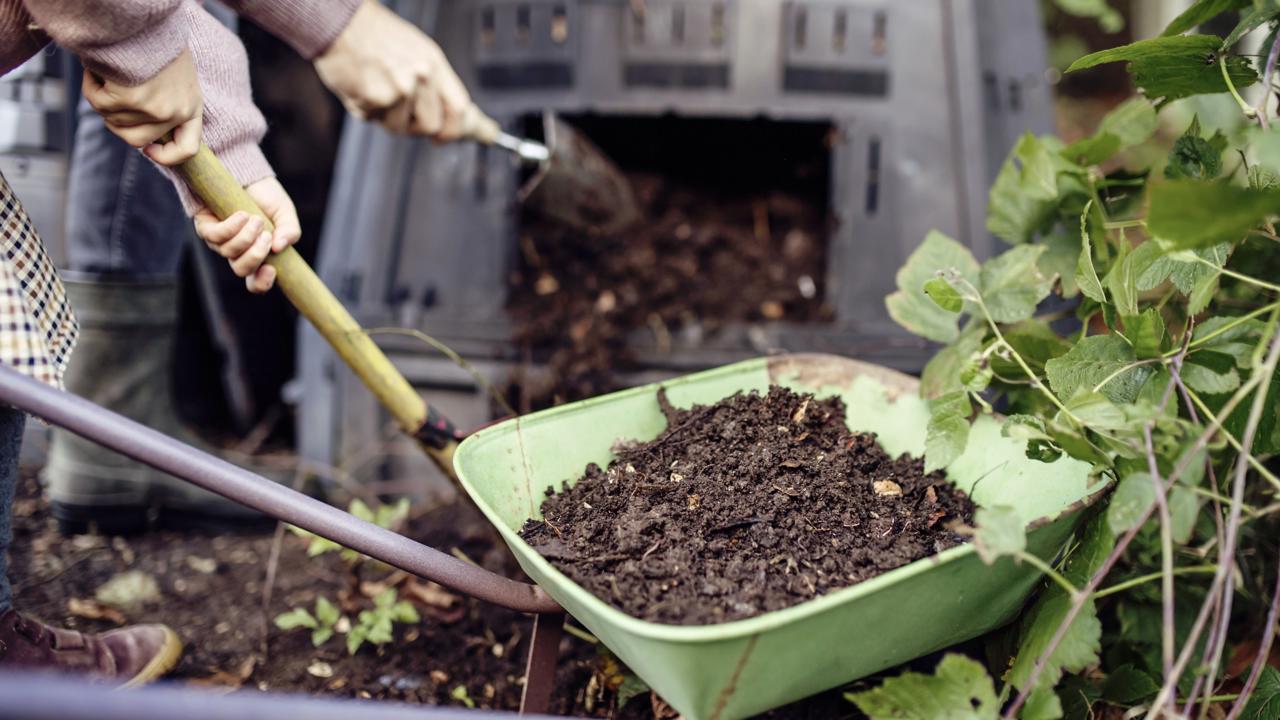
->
xmin=519 ymin=386 xmax=976 ymax=625
xmin=506 ymin=172 xmax=831 ymax=409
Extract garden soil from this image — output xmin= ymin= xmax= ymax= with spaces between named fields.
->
xmin=7 ymin=469 xmax=864 ymax=717
xmin=520 ymin=386 xmax=976 ymax=625
xmin=507 ymin=172 xmax=832 ymax=410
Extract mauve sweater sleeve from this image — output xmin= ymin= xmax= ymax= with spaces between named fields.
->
xmin=221 ymin=0 xmax=361 ymax=59
xmin=160 ymin=1 xmax=273 ymax=212
xmin=25 ymin=0 xmax=274 ymax=213
xmin=22 ymin=0 xmax=187 ymax=85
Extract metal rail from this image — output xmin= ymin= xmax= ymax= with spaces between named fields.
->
xmin=0 ymin=366 xmax=560 ymax=614
xmin=0 ymin=672 xmax=558 ymax=720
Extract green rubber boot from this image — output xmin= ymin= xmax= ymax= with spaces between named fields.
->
xmin=44 ymin=278 xmax=273 ymax=534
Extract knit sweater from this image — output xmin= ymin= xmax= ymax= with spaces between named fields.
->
xmin=1 ymin=0 xmax=360 ymax=210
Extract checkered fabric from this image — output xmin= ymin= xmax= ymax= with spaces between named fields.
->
xmin=0 ymin=170 xmax=76 ymax=389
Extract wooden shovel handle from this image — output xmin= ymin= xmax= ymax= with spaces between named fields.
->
xmin=176 ymin=143 xmax=461 ymax=474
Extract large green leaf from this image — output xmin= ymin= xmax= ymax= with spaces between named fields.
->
xmin=1148 ymin=180 xmax=1280 ymax=249
xmin=1056 ymin=0 xmax=1124 ymax=32
xmin=1067 ymin=35 xmax=1257 ymax=103
xmin=981 ymin=245 xmax=1054 ymax=323
xmin=973 ymin=505 xmax=1026 ymax=564
xmin=1076 ymin=205 xmax=1106 ymax=303
xmin=1242 ymin=666 xmax=1280 ymax=720
xmin=1046 ymin=335 xmax=1155 ymax=403
xmin=925 ymin=391 xmax=972 ymax=473
xmin=847 ymin=654 xmax=1000 ymax=720
xmin=1161 ymin=0 xmax=1253 ymax=37
xmin=921 ymin=325 xmax=986 ymax=400
xmin=1063 ymin=98 xmax=1158 ymax=165
xmin=1108 ymin=472 xmax=1155 ymax=535
xmin=988 ymin=135 xmax=1070 ymax=244
xmin=1165 ymin=116 xmax=1227 ymax=180
xmin=886 ymin=231 xmax=980 ymax=343
xmin=1224 ymin=3 xmax=1280 ymax=48
xmin=1009 ymin=515 xmax=1112 ymax=690
xmin=1104 ymin=243 xmax=1142 ymax=317
xmin=1122 ymin=308 xmax=1166 ymax=359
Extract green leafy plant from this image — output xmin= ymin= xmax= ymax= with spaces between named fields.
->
xmin=275 ymin=498 xmax=422 ymax=654
xmin=859 ymin=2 xmax=1280 ymax=717
xmin=345 ymin=586 xmax=420 ymax=655
xmin=273 ymin=596 xmax=343 ymax=647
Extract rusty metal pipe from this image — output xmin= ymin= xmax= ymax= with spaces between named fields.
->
xmin=0 ymin=366 xmax=561 ymax=615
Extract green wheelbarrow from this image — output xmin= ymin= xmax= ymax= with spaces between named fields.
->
xmin=2 ymin=148 xmax=1103 ymax=718
xmin=453 ymin=353 xmax=1103 ymax=720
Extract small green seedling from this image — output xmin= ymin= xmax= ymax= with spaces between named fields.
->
xmin=274 ymin=596 xmax=344 ymax=647
xmin=450 ymin=685 xmax=476 ymax=709
xmin=289 ymin=498 xmax=411 ymax=560
xmin=346 ymin=587 xmax=420 ymax=655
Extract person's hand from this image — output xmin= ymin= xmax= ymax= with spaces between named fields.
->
xmin=192 ymin=179 xmax=301 ymax=294
xmin=314 ymin=0 xmax=471 ymax=140
xmin=81 ymin=48 xmax=203 ymax=166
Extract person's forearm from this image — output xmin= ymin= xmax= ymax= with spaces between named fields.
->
xmin=159 ymin=1 xmax=273 ymax=213
xmin=23 ymin=0 xmax=186 ymax=84
xmin=218 ymin=0 xmax=360 ymax=59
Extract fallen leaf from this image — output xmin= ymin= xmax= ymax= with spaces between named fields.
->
xmin=95 ymin=570 xmax=160 ymax=610
xmin=402 ymin=580 xmax=458 ymax=609
xmin=873 ymin=480 xmax=903 ymax=497
xmin=307 ymin=661 xmax=334 ymax=678
xmin=67 ymin=598 xmax=125 ymax=625
xmin=186 ymin=556 xmax=218 ymax=575
xmin=188 ymin=656 xmax=257 ymax=689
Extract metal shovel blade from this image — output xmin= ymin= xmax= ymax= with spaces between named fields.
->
xmin=518 ymin=112 xmax=641 ymax=235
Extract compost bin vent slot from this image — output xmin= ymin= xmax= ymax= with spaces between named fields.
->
xmin=782 ymin=3 xmax=890 ymax=97
xmin=621 ymin=0 xmax=733 ymax=90
xmin=474 ymin=1 xmax=576 ymax=90
xmin=865 ymin=135 xmax=881 ymax=216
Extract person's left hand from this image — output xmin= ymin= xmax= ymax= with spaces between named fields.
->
xmin=81 ymin=48 xmax=203 ymax=166
xmin=314 ymin=0 xmax=471 ymax=140
xmin=191 ymin=178 xmax=301 ymax=293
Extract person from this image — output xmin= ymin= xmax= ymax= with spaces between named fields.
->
xmin=45 ymin=0 xmax=473 ymax=534
xmin=0 ymin=0 xmax=472 ymax=685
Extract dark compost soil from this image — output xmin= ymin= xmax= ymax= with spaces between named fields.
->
xmin=520 ymin=386 xmax=976 ymax=625
xmin=6 ymin=469 xmax=859 ymax=718
xmin=507 ymin=172 xmax=832 ymax=410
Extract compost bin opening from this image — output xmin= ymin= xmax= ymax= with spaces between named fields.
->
xmin=506 ymin=113 xmax=835 ymax=410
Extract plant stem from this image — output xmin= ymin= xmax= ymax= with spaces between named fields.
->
xmin=1222 ymin=55 xmax=1258 ymax=119
xmin=1188 ymin=255 xmax=1280 ymax=294
xmin=1143 ymin=422 xmax=1177 ymax=693
xmin=1092 ymin=565 xmax=1219 ymax=600
xmin=1166 ymin=302 xmax=1280 ymax=357
xmin=1149 ymin=323 xmax=1280 ymax=714
xmin=1182 ymin=388 xmax=1280 ymax=492
xmin=363 ymin=327 xmax=517 ymax=417
xmin=1227 ymin=552 xmax=1280 ymax=720
xmin=1091 ymin=358 xmax=1166 ymax=395
xmin=1252 ymin=25 xmax=1280 ymax=130
xmin=1017 ymin=551 xmax=1079 ymax=597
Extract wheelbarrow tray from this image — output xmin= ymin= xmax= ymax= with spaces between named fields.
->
xmin=453 ymin=354 xmax=1101 ymax=720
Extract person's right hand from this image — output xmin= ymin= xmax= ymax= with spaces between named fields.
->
xmin=80 ymin=47 xmax=203 ymax=166
xmin=192 ymin=178 xmax=302 ymax=294
xmin=313 ymin=0 xmax=471 ymax=140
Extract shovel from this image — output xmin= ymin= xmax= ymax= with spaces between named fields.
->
xmin=461 ymin=106 xmax=641 ymax=234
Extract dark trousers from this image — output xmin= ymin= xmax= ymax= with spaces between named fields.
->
xmin=0 ymin=407 xmax=24 ymax=612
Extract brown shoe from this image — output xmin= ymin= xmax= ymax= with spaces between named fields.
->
xmin=0 ymin=609 xmax=181 ymax=687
